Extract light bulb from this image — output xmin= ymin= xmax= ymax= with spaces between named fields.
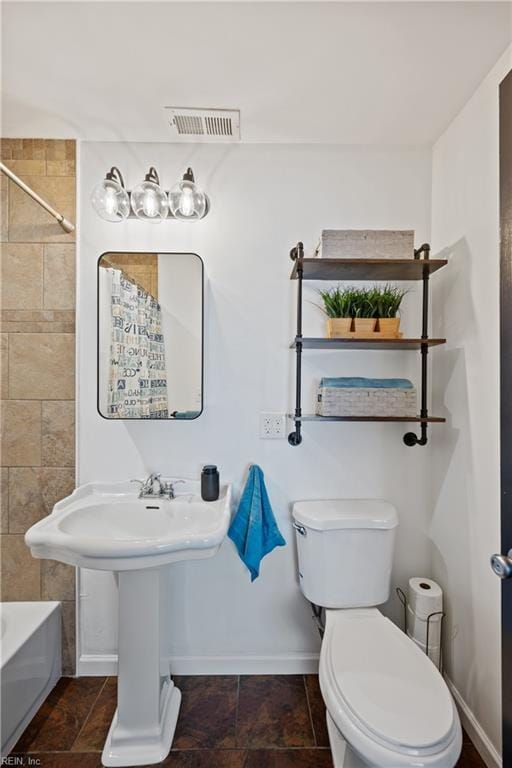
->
xmin=179 ymin=186 xmax=195 ymax=217
xmin=104 ymin=187 xmax=119 ymax=217
xmin=142 ymin=188 xmax=159 ymax=218
xmin=130 ymin=167 xmax=168 ymax=221
xmin=169 ymin=168 xmax=208 ymax=221
xmin=91 ymin=167 xmax=130 ymax=223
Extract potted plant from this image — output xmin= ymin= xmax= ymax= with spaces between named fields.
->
xmin=353 ymin=287 xmax=378 ymax=335
xmin=375 ymin=284 xmax=407 ymax=337
xmin=318 ymin=286 xmax=354 ymax=338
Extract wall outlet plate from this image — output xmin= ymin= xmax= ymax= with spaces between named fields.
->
xmin=260 ymin=412 xmax=286 ymax=439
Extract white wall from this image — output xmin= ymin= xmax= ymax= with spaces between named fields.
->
xmin=78 ymin=141 xmax=433 ymax=673
xmin=430 ymin=45 xmax=512 ymax=764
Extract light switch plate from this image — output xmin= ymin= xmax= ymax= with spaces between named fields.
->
xmin=260 ymin=412 xmax=286 ymax=439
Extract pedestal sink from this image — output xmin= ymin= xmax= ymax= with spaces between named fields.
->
xmin=25 ymin=479 xmax=232 ymax=767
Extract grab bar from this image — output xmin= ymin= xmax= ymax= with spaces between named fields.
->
xmin=0 ymin=161 xmax=75 ymax=233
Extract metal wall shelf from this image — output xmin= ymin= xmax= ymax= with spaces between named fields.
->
xmin=289 ymin=415 xmax=446 ymax=423
xmin=287 ymin=241 xmax=448 ymax=447
xmin=291 ymin=337 xmax=446 ymax=351
xmin=291 ymin=257 xmax=448 ymax=281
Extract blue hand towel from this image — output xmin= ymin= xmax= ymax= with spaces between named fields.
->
xmin=320 ymin=377 xmax=414 ymax=389
xmin=228 ymin=465 xmax=286 ymax=581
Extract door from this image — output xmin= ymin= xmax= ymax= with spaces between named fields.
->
xmin=492 ymin=68 xmax=512 ymax=765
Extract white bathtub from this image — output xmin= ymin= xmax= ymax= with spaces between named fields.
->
xmin=1 ymin=602 xmax=62 ymax=756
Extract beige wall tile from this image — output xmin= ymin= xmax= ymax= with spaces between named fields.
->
xmin=1 ymin=321 xmax=75 ymax=334
xmin=46 ymin=159 xmax=76 ymax=177
xmin=1 ymin=175 xmax=8 ymax=242
xmin=1 ymin=468 xmax=8 ymax=533
xmin=8 ymin=467 xmax=46 ymax=532
xmin=1 ymin=334 xmax=8 ymax=398
xmin=8 ymin=176 xmax=76 ymax=243
xmin=0 ymin=139 xmax=13 ymax=160
xmin=42 ymin=560 xmax=75 ymax=601
xmin=61 ymin=600 xmax=76 ymax=675
xmin=9 ymin=333 xmax=75 ymax=399
xmin=6 ymin=160 xmax=46 ymax=176
xmin=1 ymin=137 xmax=76 ymax=665
xmin=1 ymin=400 xmax=41 ymax=466
xmin=12 ymin=140 xmax=43 ymax=160
xmin=22 ymin=139 xmax=46 ymax=160
xmin=0 ymin=243 xmax=44 ymax=310
xmin=42 ymin=401 xmax=74 ymax=467
xmin=0 ymin=310 xmax=75 ymax=333
xmin=0 ymin=534 xmax=41 ymax=600
xmin=43 ymin=245 xmax=75 ymax=310
xmin=2 ymin=310 xmax=75 ymax=322
xmin=44 ymin=140 xmax=67 ymax=160
xmin=64 ymin=141 xmax=75 ymax=160
xmin=6 ymin=139 xmax=22 ymax=156
xmin=35 ymin=466 xmax=75 ymax=513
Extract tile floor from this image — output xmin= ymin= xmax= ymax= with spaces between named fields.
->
xmin=13 ymin=675 xmax=486 ymax=767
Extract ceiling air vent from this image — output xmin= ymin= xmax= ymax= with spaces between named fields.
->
xmin=164 ymin=107 xmax=240 ymax=143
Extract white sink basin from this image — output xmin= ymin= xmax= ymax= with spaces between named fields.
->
xmin=25 ymin=480 xmax=232 ymax=571
xmin=24 ymin=478 xmax=232 ymax=767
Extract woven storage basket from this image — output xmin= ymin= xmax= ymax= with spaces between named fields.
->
xmin=316 ymin=385 xmax=417 ymax=418
xmin=316 ymin=229 xmax=415 ymax=260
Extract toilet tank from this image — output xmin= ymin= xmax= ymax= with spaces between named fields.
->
xmin=292 ymin=499 xmax=398 ymax=608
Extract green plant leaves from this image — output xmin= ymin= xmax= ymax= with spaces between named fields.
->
xmin=317 ymin=286 xmax=356 ymax=318
xmin=318 ymin=284 xmax=407 ymax=318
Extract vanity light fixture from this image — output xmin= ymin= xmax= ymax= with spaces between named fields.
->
xmin=130 ymin=167 xmax=168 ymax=221
xmin=90 ymin=166 xmax=210 ymax=223
xmin=168 ymin=167 xmax=208 ymax=221
xmin=90 ymin=167 xmax=131 ymax=223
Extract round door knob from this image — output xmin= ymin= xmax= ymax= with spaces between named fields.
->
xmin=490 ymin=551 xmax=512 ymax=579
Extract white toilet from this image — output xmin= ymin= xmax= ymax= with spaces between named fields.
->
xmin=292 ymin=499 xmax=462 ymax=768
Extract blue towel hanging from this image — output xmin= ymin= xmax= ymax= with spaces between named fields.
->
xmin=228 ymin=464 xmax=286 ymax=581
xmin=320 ymin=377 xmax=414 ymax=390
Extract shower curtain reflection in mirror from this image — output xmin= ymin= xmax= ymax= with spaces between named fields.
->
xmin=98 ymin=252 xmax=203 ymax=420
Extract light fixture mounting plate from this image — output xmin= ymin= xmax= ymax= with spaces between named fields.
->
xmin=164 ymin=107 xmax=240 ymax=143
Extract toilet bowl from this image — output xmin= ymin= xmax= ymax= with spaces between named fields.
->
xmin=320 ymin=609 xmax=462 ymax=767
xmin=292 ymin=499 xmax=462 ymax=768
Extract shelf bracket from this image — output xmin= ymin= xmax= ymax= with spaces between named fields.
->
xmin=289 ymin=242 xmax=304 ymax=446
xmin=403 ymin=259 xmax=431 ymax=447
xmin=414 ymin=243 xmax=431 ymax=261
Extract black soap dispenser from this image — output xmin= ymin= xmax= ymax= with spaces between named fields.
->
xmin=201 ymin=465 xmax=220 ymax=501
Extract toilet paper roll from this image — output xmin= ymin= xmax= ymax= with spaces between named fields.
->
xmin=406 ymin=604 xmax=442 ymax=647
xmin=408 ymin=577 xmax=443 ymax=620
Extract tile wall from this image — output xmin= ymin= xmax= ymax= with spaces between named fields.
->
xmin=0 ymin=138 xmax=76 ymax=673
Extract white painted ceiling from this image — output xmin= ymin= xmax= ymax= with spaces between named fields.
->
xmin=1 ymin=1 xmax=511 ymax=144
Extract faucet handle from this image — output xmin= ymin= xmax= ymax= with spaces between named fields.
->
xmin=164 ymin=479 xmax=185 ymax=498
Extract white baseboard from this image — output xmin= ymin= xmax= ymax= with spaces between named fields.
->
xmin=78 ymin=652 xmax=320 ymax=677
xmin=78 ymin=653 xmax=118 ymax=676
xmin=446 ymin=677 xmax=502 ymax=768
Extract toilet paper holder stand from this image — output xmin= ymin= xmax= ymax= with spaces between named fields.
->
xmin=396 ymin=587 xmax=446 ymax=672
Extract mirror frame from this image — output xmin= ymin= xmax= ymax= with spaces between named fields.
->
xmin=96 ymin=250 xmax=204 ymax=421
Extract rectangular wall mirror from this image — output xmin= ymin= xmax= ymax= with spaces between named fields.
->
xmin=98 ymin=252 xmax=203 ymax=419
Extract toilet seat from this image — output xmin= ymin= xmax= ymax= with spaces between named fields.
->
xmin=320 ymin=608 xmax=462 ymax=767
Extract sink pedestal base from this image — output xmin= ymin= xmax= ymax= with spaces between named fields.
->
xmin=101 ymin=568 xmax=181 ymax=767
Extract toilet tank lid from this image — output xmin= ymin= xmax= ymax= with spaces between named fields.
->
xmin=292 ymin=499 xmax=398 ymax=531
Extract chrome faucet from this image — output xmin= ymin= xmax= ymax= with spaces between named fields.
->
xmin=132 ymin=473 xmax=184 ymax=500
